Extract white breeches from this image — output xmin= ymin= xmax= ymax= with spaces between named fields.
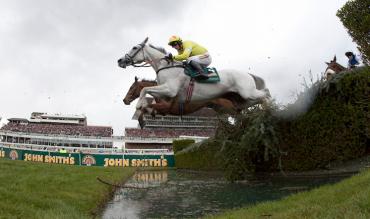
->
xmin=187 ymin=52 xmax=212 ymax=67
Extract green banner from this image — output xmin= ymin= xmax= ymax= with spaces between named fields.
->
xmin=0 ymin=145 xmax=175 ymax=167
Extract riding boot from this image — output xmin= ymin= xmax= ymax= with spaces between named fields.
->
xmin=189 ymin=61 xmax=209 ymax=80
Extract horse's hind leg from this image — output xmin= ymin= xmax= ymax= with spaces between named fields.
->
xmin=263 ymin=88 xmax=271 ymax=98
xmin=244 ymin=89 xmax=267 ymax=100
xmin=240 ymin=88 xmax=272 ymax=108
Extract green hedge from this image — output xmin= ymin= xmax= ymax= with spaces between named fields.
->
xmin=175 ymin=140 xmax=223 ymax=170
xmin=173 ymin=139 xmax=195 ymax=153
xmin=175 ymin=67 xmax=369 ymax=176
xmin=280 ymin=67 xmax=369 ymax=170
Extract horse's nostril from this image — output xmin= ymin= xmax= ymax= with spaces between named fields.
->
xmin=117 ymin=59 xmax=122 ymax=63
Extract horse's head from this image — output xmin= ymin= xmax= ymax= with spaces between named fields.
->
xmin=118 ymin=37 xmax=149 ymax=68
xmin=324 ymin=55 xmax=346 ymax=80
xmin=123 ymin=76 xmax=157 ymax=105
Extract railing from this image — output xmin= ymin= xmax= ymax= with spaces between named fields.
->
xmin=0 ymin=130 xmax=113 ymax=142
xmin=0 ymin=142 xmax=173 ymax=155
xmin=123 ymin=136 xmax=174 ymax=143
xmin=0 ymin=131 xmax=210 ymax=144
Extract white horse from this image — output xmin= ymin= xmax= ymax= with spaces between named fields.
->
xmin=117 ymin=37 xmax=271 ymax=112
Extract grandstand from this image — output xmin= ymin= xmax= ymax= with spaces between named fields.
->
xmin=0 ymin=112 xmax=113 ymax=152
xmin=0 ymin=108 xmax=219 ymax=153
xmin=124 ymin=108 xmax=218 ymax=150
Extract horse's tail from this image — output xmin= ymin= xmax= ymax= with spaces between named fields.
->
xmin=249 ymin=73 xmax=266 ymax=90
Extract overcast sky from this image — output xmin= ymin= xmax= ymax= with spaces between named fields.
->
xmin=0 ymin=0 xmax=359 ymax=135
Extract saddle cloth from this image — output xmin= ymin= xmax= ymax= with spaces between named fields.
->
xmin=184 ymin=64 xmax=220 ymax=83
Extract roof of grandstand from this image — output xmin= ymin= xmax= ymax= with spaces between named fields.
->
xmin=28 ymin=118 xmax=81 ymax=125
xmin=8 ymin=118 xmax=29 ymax=122
xmin=31 ymin=112 xmax=86 ymax=119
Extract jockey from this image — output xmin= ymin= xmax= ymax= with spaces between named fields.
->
xmin=345 ymin=51 xmax=360 ymax=69
xmin=167 ymin=35 xmax=212 ymax=79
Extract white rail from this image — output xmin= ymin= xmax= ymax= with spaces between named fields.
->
xmin=0 ymin=142 xmax=174 ymax=155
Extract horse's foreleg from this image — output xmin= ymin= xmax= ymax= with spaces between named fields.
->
xmin=148 ymin=96 xmax=180 ymax=115
xmin=149 ymin=100 xmax=171 ymax=115
xmin=149 ymin=97 xmax=202 ymax=116
xmin=140 ymin=84 xmax=177 ymax=98
xmin=136 ymin=84 xmax=176 ymax=110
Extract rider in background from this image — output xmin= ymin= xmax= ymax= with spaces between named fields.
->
xmin=345 ymin=51 xmax=360 ymax=69
xmin=167 ymin=35 xmax=211 ymax=79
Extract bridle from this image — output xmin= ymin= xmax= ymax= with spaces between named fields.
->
xmin=124 ymin=43 xmax=151 ymax=68
xmin=123 ymin=43 xmax=185 ymax=74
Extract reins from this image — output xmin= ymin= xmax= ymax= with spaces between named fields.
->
xmin=156 ymin=64 xmax=184 ymax=74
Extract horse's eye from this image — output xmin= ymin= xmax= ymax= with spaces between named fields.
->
xmin=133 ymin=46 xmax=137 ymax=50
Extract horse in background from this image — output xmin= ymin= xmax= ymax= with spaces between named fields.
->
xmin=123 ymin=76 xmax=237 ymax=116
xmin=324 ymin=56 xmax=347 ymax=80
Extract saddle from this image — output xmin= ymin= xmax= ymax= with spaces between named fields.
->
xmin=183 ymin=63 xmax=220 ymax=83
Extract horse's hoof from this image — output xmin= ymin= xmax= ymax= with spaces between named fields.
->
xmin=263 ymin=88 xmax=271 ymax=98
xmin=151 ymin=110 xmax=156 ymax=117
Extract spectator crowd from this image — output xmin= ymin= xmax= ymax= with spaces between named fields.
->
xmin=1 ymin=122 xmax=112 ymax=137
xmin=124 ymin=128 xmax=215 ymax=138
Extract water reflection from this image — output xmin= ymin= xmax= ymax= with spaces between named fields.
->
xmin=103 ymin=170 xmax=349 ymax=219
xmin=132 ymin=171 xmax=168 ymax=186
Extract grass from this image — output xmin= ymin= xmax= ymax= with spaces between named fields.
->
xmin=206 ymin=169 xmax=370 ymax=219
xmin=0 ymin=159 xmax=136 ymax=219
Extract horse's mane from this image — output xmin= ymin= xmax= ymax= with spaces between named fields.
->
xmin=148 ymin=44 xmax=167 ymax=55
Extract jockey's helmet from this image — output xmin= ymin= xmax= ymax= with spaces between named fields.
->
xmin=168 ymin=35 xmax=182 ymax=46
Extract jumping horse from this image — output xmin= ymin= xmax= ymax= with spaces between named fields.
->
xmin=123 ymin=76 xmax=237 ymax=115
xmin=117 ymin=37 xmax=271 ymax=115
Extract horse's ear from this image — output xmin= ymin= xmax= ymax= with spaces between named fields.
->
xmin=142 ymin=37 xmax=149 ymax=45
xmin=325 ymin=62 xmax=330 ymax=65
xmin=333 ymin=55 xmax=337 ymax=62
xmin=135 ymin=76 xmax=138 ymax=82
